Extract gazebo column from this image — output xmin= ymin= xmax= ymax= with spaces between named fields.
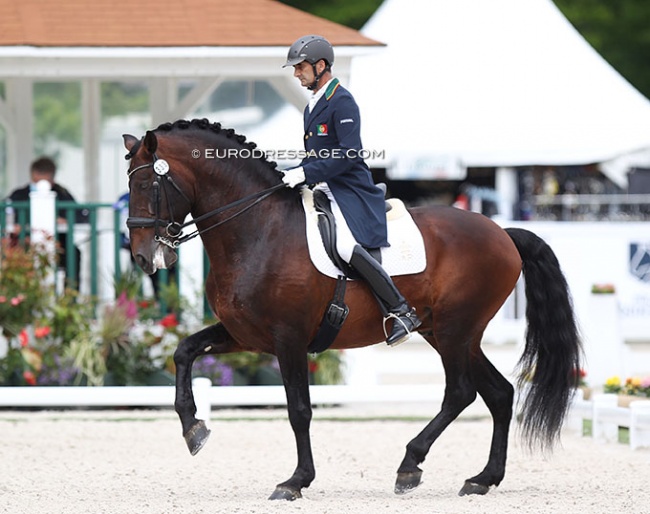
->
xmin=81 ymin=79 xmax=101 ymax=201
xmin=5 ymin=78 xmax=34 ymax=188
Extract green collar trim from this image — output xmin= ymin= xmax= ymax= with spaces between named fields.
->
xmin=325 ymin=78 xmax=340 ymax=100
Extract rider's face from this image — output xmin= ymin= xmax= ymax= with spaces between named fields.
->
xmin=293 ymin=61 xmax=315 ymax=88
xmin=293 ymin=60 xmax=328 ymax=90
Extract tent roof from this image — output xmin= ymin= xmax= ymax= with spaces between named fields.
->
xmin=350 ymin=0 xmax=650 ymax=182
xmin=0 ymin=0 xmax=379 ymax=47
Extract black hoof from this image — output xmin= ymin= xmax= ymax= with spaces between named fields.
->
xmin=268 ymin=486 xmax=302 ymax=501
xmin=458 ymin=480 xmax=490 ymax=496
xmin=394 ymin=470 xmax=423 ymax=495
xmin=184 ymin=420 xmax=211 ymax=456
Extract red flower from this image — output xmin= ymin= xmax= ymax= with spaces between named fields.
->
xmin=23 ymin=370 xmax=36 ymax=386
xmin=308 ymin=360 xmax=319 ymax=374
xmin=34 ymin=326 xmax=51 ymax=338
xmin=139 ymin=300 xmax=151 ymax=309
xmin=19 ymin=328 xmax=29 ymax=347
xmin=160 ymin=313 xmax=179 ymax=328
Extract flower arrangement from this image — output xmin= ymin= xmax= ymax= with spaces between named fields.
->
xmin=0 ymin=238 xmax=345 ymax=387
xmin=190 ymin=350 xmax=345 ymax=387
xmin=0 ymin=238 xmax=54 ymax=339
xmin=591 ymin=283 xmax=616 ymax=294
xmin=603 ymin=375 xmax=650 ymax=397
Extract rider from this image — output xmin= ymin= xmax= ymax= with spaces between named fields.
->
xmin=280 ymin=35 xmax=422 ymax=347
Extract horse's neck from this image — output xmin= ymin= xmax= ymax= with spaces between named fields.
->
xmin=194 ymin=186 xmax=302 ymax=262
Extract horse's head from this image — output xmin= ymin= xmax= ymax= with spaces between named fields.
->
xmin=123 ymin=130 xmax=192 ymax=274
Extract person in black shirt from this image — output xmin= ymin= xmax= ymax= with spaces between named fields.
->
xmin=7 ymin=156 xmax=88 ymax=290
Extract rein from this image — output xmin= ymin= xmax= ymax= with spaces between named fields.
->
xmin=126 ymin=155 xmax=285 ymax=248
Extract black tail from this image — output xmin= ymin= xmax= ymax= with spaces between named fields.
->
xmin=505 ymin=228 xmax=582 ymax=451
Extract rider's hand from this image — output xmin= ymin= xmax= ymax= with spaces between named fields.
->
xmin=281 ymin=167 xmax=306 ymax=188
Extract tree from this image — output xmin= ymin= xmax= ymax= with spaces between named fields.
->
xmin=279 ymin=0 xmax=382 ymax=30
xmin=552 ymin=0 xmax=650 ymax=100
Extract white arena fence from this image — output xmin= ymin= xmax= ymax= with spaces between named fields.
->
xmin=0 ymin=381 xmax=448 ymax=415
xmin=568 ymin=390 xmax=650 ymax=451
xmin=2 ymin=381 xmax=649 ymax=451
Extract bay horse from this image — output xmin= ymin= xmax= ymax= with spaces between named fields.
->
xmin=123 ymin=118 xmax=581 ymax=501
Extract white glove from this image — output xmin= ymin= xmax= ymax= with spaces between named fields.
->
xmin=281 ymin=167 xmax=306 ymax=188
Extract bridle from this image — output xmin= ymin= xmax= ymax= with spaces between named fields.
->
xmin=126 ymin=153 xmax=284 ymax=248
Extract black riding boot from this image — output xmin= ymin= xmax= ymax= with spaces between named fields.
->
xmin=349 ymin=245 xmax=422 ymax=346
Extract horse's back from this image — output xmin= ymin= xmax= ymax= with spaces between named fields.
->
xmin=407 ymin=205 xmax=522 ymax=326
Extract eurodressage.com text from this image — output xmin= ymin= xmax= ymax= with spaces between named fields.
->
xmin=192 ymin=148 xmax=386 ymax=160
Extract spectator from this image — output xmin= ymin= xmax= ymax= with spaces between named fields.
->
xmin=6 ymin=156 xmax=88 ymax=290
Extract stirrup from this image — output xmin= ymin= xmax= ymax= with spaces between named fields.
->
xmin=383 ymin=309 xmax=420 ymax=347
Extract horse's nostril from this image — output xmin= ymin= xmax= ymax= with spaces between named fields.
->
xmin=135 ymin=254 xmax=152 ymax=274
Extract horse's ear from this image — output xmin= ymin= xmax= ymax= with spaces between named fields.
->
xmin=123 ymin=134 xmax=139 ymax=152
xmin=143 ymin=130 xmax=158 ymax=155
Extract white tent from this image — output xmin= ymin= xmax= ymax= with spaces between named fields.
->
xmin=350 ymin=0 xmax=650 ymax=187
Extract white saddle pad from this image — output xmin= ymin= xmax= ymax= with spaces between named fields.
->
xmin=301 ymin=188 xmax=427 ymax=279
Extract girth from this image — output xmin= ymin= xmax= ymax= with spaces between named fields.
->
xmin=307 ymin=189 xmax=384 ymax=354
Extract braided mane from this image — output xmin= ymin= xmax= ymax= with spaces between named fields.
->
xmin=154 ymin=118 xmax=278 ymax=172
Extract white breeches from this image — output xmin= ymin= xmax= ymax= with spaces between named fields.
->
xmin=313 ymin=183 xmax=357 ymax=263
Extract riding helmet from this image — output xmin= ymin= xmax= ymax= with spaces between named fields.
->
xmin=283 ymin=35 xmax=334 ymax=68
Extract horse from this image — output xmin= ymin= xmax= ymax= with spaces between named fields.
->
xmin=123 ymin=118 xmax=581 ymax=501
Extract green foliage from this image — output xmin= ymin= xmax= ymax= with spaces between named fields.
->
xmin=279 ymin=0 xmax=382 ymax=29
xmin=101 ymin=82 xmax=148 ymax=118
xmin=48 ymin=290 xmax=93 ymax=346
xmin=553 ymin=0 xmax=650 ymax=100
xmin=34 ymin=82 xmax=82 ymax=154
xmin=309 ymin=350 xmax=345 ymax=385
xmin=32 ymin=81 xmax=149 ymax=156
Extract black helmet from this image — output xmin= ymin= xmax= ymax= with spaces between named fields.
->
xmin=283 ymin=35 xmax=334 ymax=68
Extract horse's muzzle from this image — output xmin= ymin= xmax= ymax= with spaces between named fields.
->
xmin=135 ymin=244 xmax=177 ymax=274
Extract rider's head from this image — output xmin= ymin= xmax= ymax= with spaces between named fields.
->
xmin=284 ymin=35 xmax=334 ymax=91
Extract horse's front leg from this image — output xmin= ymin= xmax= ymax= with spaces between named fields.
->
xmin=269 ymin=344 xmax=314 ymax=501
xmin=173 ymin=323 xmax=237 ymax=455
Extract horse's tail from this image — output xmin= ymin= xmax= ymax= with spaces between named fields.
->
xmin=505 ymin=227 xmax=582 ymax=451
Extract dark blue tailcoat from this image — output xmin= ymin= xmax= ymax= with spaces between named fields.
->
xmin=300 ymin=79 xmax=388 ymax=249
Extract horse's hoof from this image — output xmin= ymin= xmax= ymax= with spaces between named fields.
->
xmin=184 ymin=420 xmax=211 ymax=456
xmin=268 ymin=486 xmax=302 ymax=501
xmin=394 ymin=470 xmax=423 ymax=495
xmin=458 ymin=480 xmax=490 ymax=496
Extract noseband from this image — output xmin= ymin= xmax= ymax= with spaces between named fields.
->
xmin=126 ymin=153 xmax=285 ymax=248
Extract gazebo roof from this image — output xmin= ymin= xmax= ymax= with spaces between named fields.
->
xmin=0 ymin=0 xmax=379 ymax=47
xmin=0 ymin=0 xmax=381 ymax=200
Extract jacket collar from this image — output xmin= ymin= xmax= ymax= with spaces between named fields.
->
xmin=304 ymin=78 xmax=340 ymax=127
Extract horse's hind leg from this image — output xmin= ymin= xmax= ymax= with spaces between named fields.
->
xmin=173 ymin=323 xmax=238 ymax=455
xmin=395 ymin=333 xmax=478 ymax=494
xmin=458 ymin=348 xmax=514 ymax=496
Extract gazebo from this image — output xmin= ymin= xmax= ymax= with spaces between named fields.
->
xmin=0 ymin=0 xmax=381 ymax=201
